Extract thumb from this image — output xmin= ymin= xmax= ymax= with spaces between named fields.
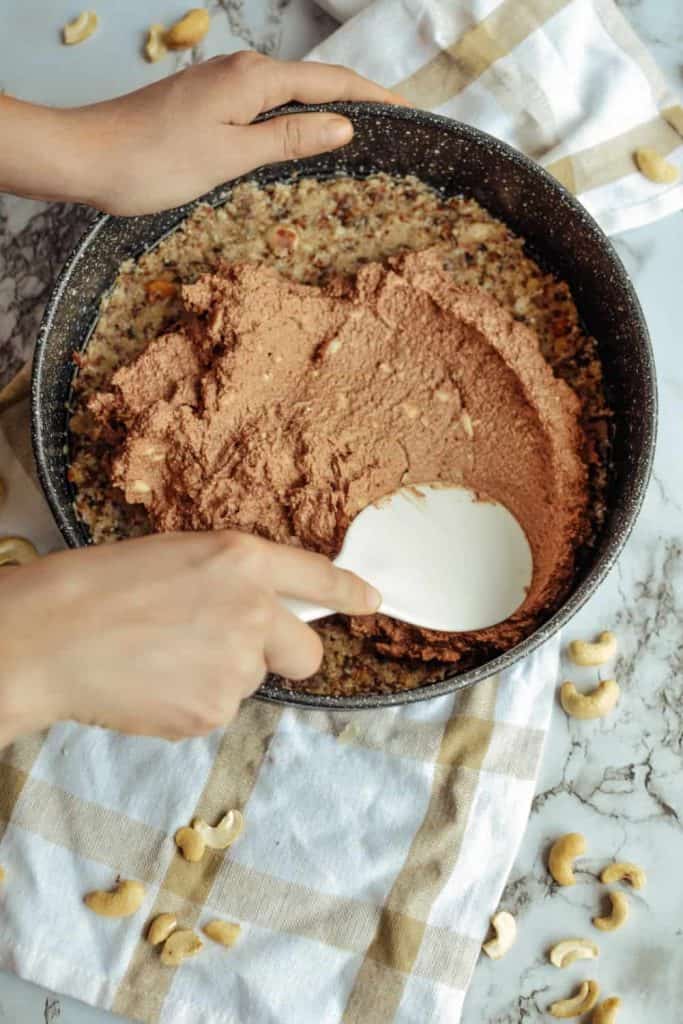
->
xmin=236 ymin=113 xmax=354 ymax=169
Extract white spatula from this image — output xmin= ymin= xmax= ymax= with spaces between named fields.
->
xmin=282 ymin=484 xmax=533 ymax=632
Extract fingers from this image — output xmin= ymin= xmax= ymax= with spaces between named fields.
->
xmin=263 ymin=602 xmax=324 ymax=680
xmin=233 ymin=113 xmax=353 ymax=170
xmin=259 ymin=58 xmax=408 ymax=111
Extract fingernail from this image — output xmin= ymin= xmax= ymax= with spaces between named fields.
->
xmin=322 ymin=117 xmax=353 ymax=149
xmin=365 ymin=584 xmax=382 ymax=612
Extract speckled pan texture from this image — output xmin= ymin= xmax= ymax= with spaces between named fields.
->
xmin=31 ymin=103 xmax=657 ymax=710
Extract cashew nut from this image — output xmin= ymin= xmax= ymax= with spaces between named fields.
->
xmin=84 ymin=879 xmax=145 ymax=918
xmin=482 ymin=911 xmax=517 ymax=960
xmin=568 ymin=631 xmax=617 ymax=667
xmin=592 ymin=997 xmax=621 ymax=1024
xmin=203 ymin=919 xmax=241 ymax=947
xmin=144 ymin=24 xmax=168 ymax=63
xmin=560 ymin=680 xmax=620 ymax=720
xmin=549 ymin=938 xmax=599 ymax=968
xmin=147 ymin=913 xmax=178 ymax=946
xmin=160 ymin=929 xmax=203 ymax=966
xmin=634 ymin=147 xmax=680 ymax=185
xmin=63 ymin=11 xmax=99 ymax=45
xmin=0 ymin=537 xmax=39 ymax=567
xmin=175 ymin=826 xmax=206 ymax=863
xmin=548 ymin=832 xmax=586 ymax=886
xmin=165 ymin=9 xmax=210 ymax=50
xmin=593 ymin=891 xmax=629 ymax=931
xmin=549 ymin=980 xmax=601 ymax=1018
xmin=192 ymin=810 xmax=244 ymax=850
xmin=600 ymin=861 xmax=646 ymax=889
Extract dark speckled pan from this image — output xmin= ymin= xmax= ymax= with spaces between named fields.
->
xmin=31 ymin=103 xmax=657 ymax=710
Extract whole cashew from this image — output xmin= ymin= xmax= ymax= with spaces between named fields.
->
xmin=203 ymin=919 xmax=242 ymax=947
xmin=549 ymin=938 xmax=599 ymax=968
xmin=160 ymin=929 xmax=203 ymax=966
xmin=175 ymin=826 xmax=206 ymax=863
xmin=84 ymin=880 xmax=145 ymax=918
xmin=0 ymin=536 xmax=39 ymax=567
xmin=62 ymin=10 xmax=99 ymax=45
xmin=568 ymin=631 xmax=617 ymax=667
xmin=593 ymin=891 xmax=629 ymax=931
xmin=192 ymin=810 xmax=244 ymax=850
xmin=482 ymin=911 xmax=517 ymax=960
xmin=549 ymin=980 xmax=601 ymax=1018
xmin=600 ymin=861 xmax=646 ymax=889
xmin=147 ymin=913 xmax=178 ymax=946
xmin=164 ymin=9 xmax=210 ymax=50
xmin=560 ymin=680 xmax=620 ymax=720
xmin=548 ymin=833 xmax=586 ymax=886
xmin=592 ymin=997 xmax=621 ymax=1024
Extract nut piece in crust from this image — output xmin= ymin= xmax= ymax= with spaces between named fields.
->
xmin=634 ymin=147 xmax=679 ymax=185
xmin=548 ymin=832 xmax=586 ymax=886
xmin=600 ymin=861 xmax=646 ymax=889
xmin=568 ymin=631 xmax=617 ymax=666
xmin=144 ymin=25 xmax=168 ymax=63
xmin=147 ymin=913 xmax=178 ymax=946
xmin=63 ymin=11 xmax=99 ymax=45
xmin=175 ymin=826 xmax=206 ymax=863
xmin=482 ymin=910 xmax=517 ymax=960
xmin=549 ymin=980 xmax=600 ymax=1018
xmin=84 ymin=879 xmax=145 ymax=918
xmin=145 ymin=278 xmax=177 ymax=301
xmin=593 ymin=891 xmax=629 ymax=931
xmin=192 ymin=810 xmax=244 ymax=850
xmin=160 ymin=929 xmax=203 ymax=966
xmin=0 ymin=537 xmax=38 ymax=566
xmin=165 ymin=9 xmax=210 ymax=50
xmin=560 ymin=680 xmax=620 ymax=720
xmin=549 ymin=937 xmax=599 ymax=968
xmin=592 ymin=997 xmax=621 ymax=1024
xmin=203 ymin=919 xmax=241 ymax=947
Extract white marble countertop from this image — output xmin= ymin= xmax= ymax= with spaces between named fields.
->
xmin=1 ymin=1 xmax=681 ymax=1021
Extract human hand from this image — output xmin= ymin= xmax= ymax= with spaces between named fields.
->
xmin=0 ymin=531 xmax=380 ymax=746
xmin=74 ymin=53 xmax=402 ymax=214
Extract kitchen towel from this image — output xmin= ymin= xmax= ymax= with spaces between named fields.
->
xmin=309 ymin=0 xmax=683 ymax=236
xmin=0 ymin=395 xmax=557 ymax=1024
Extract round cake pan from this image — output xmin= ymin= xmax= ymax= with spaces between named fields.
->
xmin=31 ymin=102 xmax=657 ymax=710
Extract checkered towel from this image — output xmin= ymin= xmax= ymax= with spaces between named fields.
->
xmin=1 ymin=0 xmax=680 ymax=1021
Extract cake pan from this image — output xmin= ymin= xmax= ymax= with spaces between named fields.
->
xmin=31 ymin=102 xmax=657 ymax=710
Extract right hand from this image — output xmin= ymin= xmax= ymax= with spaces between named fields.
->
xmin=0 ymin=532 xmax=380 ymax=745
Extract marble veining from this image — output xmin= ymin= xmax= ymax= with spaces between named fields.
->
xmin=1 ymin=0 xmax=682 ymax=1021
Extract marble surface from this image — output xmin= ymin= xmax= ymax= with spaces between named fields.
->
xmin=1 ymin=1 xmax=682 ymax=1021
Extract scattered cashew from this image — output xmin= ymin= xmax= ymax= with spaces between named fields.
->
xmin=192 ymin=810 xmax=244 ymax=850
xmin=549 ymin=937 xmax=599 ymax=968
xmin=63 ymin=11 xmax=99 ymax=45
xmin=560 ymin=680 xmax=620 ymax=720
xmin=203 ymin=919 xmax=241 ymax=947
xmin=160 ymin=929 xmax=203 ymax=966
xmin=568 ymin=631 xmax=617 ymax=667
xmin=0 ymin=537 xmax=39 ymax=567
xmin=592 ymin=997 xmax=621 ymax=1024
xmin=175 ymin=826 xmax=206 ymax=863
xmin=549 ymin=980 xmax=601 ymax=1018
xmin=147 ymin=913 xmax=178 ymax=946
xmin=144 ymin=24 xmax=168 ymax=63
xmin=84 ymin=880 xmax=145 ymax=918
xmin=548 ymin=832 xmax=586 ymax=886
xmin=634 ymin=147 xmax=679 ymax=185
xmin=600 ymin=861 xmax=646 ymax=889
xmin=165 ymin=9 xmax=210 ymax=50
xmin=593 ymin=891 xmax=629 ymax=931
xmin=482 ymin=911 xmax=517 ymax=960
